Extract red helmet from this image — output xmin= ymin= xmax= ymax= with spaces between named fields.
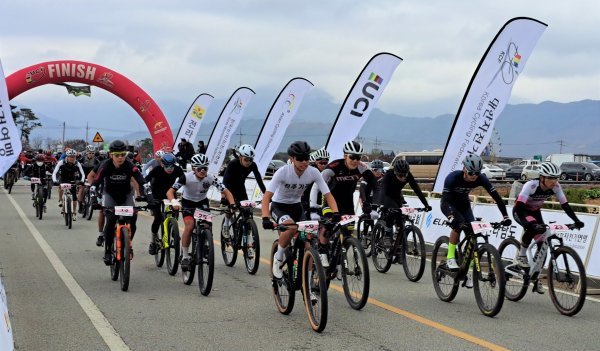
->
xmin=35 ymin=154 xmax=44 ymax=162
xmin=44 ymin=150 xmax=52 ymax=156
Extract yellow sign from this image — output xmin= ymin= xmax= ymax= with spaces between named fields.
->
xmin=92 ymin=132 xmax=104 ymax=143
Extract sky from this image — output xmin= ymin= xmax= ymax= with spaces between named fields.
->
xmin=0 ymin=0 xmax=599 ymax=140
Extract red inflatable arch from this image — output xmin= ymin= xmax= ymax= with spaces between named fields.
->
xmin=5 ymin=60 xmax=173 ymax=152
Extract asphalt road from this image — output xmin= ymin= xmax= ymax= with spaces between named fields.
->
xmin=1 ymin=184 xmax=599 ymax=351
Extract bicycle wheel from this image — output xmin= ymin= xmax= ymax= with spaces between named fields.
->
xmin=110 ymin=236 xmax=120 ymax=281
xmin=473 ymin=243 xmax=505 ymax=317
xmin=242 ymin=219 xmax=260 ymax=275
xmin=270 ymin=240 xmax=295 ymax=314
xmin=166 ymin=218 xmax=180 ymax=276
xmin=357 ymin=217 xmax=373 ymax=257
xmin=154 ymin=226 xmax=165 ymax=268
xmin=80 ymin=195 xmax=88 ymax=219
xmin=119 ymin=227 xmax=131 ymax=291
xmin=66 ymin=197 xmax=72 ymax=229
xmin=47 ymin=184 xmax=52 ymax=199
xmin=198 ymin=229 xmax=215 ymax=296
xmin=6 ymin=173 xmax=14 ymax=194
xmin=341 ymin=237 xmax=370 ymax=310
xmin=371 ymin=222 xmax=392 ymax=273
xmin=302 ymin=247 xmax=328 ymax=333
xmin=37 ymin=186 xmax=45 ymax=220
xmin=548 ymin=246 xmax=586 ymax=316
xmin=431 ymin=236 xmax=459 ymax=302
xmin=402 ymin=225 xmax=426 ymax=282
xmin=221 ymin=218 xmax=238 ymax=267
xmin=183 ymin=234 xmax=197 ymax=285
xmin=498 ymin=238 xmax=529 ymax=301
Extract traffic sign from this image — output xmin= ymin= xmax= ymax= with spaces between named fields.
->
xmin=92 ymin=132 xmax=104 ymax=143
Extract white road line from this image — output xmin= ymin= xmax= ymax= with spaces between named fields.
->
xmin=5 ymin=190 xmax=131 ymax=351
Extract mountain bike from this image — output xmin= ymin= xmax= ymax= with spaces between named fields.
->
xmin=80 ymin=181 xmax=93 ymax=220
xmin=3 ymin=167 xmax=17 ymax=193
xmin=499 ymin=222 xmax=586 ymax=316
xmin=371 ymin=207 xmax=427 ymax=281
xmin=60 ymin=182 xmax=77 ymax=229
xmin=108 ymin=204 xmax=148 ymax=292
xmin=270 ymin=221 xmax=328 ymax=332
xmin=356 ymin=212 xmax=374 ymax=257
xmin=152 ymin=199 xmax=181 ymax=275
xmin=431 ymin=220 xmax=505 ymax=317
xmin=219 ymin=200 xmax=261 ymax=275
xmin=45 ymin=173 xmax=53 ymax=199
xmin=181 ymin=208 xmax=215 ymax=296
xmin=322 ymin=215 xmax=370 ymax=310
xmin=29 ymin=177 xmax=47 ymax=220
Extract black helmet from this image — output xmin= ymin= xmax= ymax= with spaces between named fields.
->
xmin=393 ymin=159 xmax=410 ymax=174
xmin=287 ymin=141 xmax=311 ymax=158
xmin=370 ymin=159 xmax=384 ymax=171
xmin=109 ymin=140 xmax=127 ymax=152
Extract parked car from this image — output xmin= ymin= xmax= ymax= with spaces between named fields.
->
xmin=482 ymin=163 xmax=506 ymax=180
xmin=494 ymin=163 xmax=511 ymax=171
xmin=559 ymin=162 xmax=600 ymax=181
xmin=521 ymin=164 xmax=541 ymax=180
xmin=265 ymin=159 xmax=286 ymax=177
xmin=505 ymin=165 xmax=524 ymax=180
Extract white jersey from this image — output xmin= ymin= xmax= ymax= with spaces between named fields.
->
xmin=268 ymin=164 xmax=330 ymax=204
xmin=171 ymin=172 xmax=225 ymax=202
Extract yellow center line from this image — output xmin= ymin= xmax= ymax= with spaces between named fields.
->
xmin=139 ymin=212 xmax=510 ymax=351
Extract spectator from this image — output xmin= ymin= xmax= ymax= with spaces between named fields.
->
xmin=197 ymin=140 xmax=207 ymax=155
xmin=176 ymin=138 xmax=195 ymax=169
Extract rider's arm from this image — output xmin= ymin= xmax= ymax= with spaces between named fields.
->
xmin=481 ymin=175 xmax=508 ymax=217
xmin=312 ymin=168 xmax=337 ymax=212
xmin=310 ymin=168 xmax=333 ymax=207
xmin=222 ymin=188 xmax=235 ymax=205
xmin=323 ymin=192 xmax=339 ymax=213
xmin=407 ymin=172 xmax=429 ymax=207
xmin=359 ymin=168 xmax=377 ymax=203
xmin=51 ymin=160 xmax=63 ymax=183
xmin=359 ymin=180 xmax=369 ymax=204
xmin=261 ymin=191 xmax=274 ymax=218
xmin=76 ymin=162 xmax=85 ymax=183
xmin=251 ymin=163 xmax=267 ymax=194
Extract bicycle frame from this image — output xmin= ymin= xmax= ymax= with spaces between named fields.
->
xmin=448 ymin=221 xmax=496 ymax=281
xmin=325 ymin=215 xmax=357 ymax=277
xmin=513 ymin=224 xmax=569 ymax=281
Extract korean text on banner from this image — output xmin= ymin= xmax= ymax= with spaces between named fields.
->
xmin=173 ymin=93 xmax=214 ymax=154
xmin=433 ymin=18 xmax=547 ymax=193
xmin=325 ymin=53 xmax=402 ymax=161
xmin=204 ymin=87 xmax=255 ymax=175
xmin=254 ymin=78 xmax=313 ymax=176
xmin=0 ymin=59 xmax=22 ymax=175
xmin=0 ymin=275 xmax=14 ymax=351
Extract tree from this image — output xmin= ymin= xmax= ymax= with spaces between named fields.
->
xmin=12 ymin=107 xmax=42 ymax=147
xmin=135 ymin=138 xmax=154 ymax=162
xmin=64 ymin=139 xmax=87 ymax=151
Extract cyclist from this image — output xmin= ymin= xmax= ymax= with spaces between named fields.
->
xmin=97 ymin=150 xmax=109 ymax=162
xmin=441 ymin=154 xmax=511 ymax=282
xmin=22 ymin=154 xmax=52 ymax=204
xmin=221 ymin=144 xmax=267 ymax=237
xmin=167 ymin=154 xmax=235 ymax=271
xmin=145 ymin=153 xmax=184 ymax=255
xmin=78 ymin=145 xmax=100 ymax=213
xmin=52 ymin=148 xmax=85 ymax=218
xmin=261 ymin=141 xmax=340 ymax=278
xmin=359 ymin=159 xmax=385 ymax=219
xmin=43 ymin=150 xmax=58 ymax=167
xmin=301 ymin=148 xmax=330 ymax=219
xmin=142 ymin=150 xmax=164 ymax=176
xmin=512 ymin=162 xmax=584 ymax=277
xmin=91 ymin=140 xmax=146 ymax=265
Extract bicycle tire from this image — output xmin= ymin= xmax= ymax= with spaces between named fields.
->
xmin=402 ymin=225 xmax=426 ymax=282
xmin=6 ymin=173 xmax=13 ymax=194
xmin=81 ymin=196 xmax=88 ymax=219
xmin=67 ymin=197 xmax=72 ymax=229
xmin=357 ymin=217 xmax=373 ymax=257
xmin=110 ymin=237 xmax=120 ymax=281
xmin=498 ymin=238 xmax=529 ymax=301
xmin=119 ymin=227 xmax=131 ymax=291
xmin=473 ymin=243 xmax=505 ymax=317
xmin=548 ymin=246 xmax=586 ymax=316
xmin=431 ymin=236 xmax=459 ymax=302
xmin=371 ymin=222 xmax=392 ymax=273
xmin=243 ymin=219 xmax=260 ymax=275
xmin=154 ymin=228 xmax=165 ymax=268
xmin=86 ymin=192 xmax=94 ymax=220
xmin=198 ymin=229 xmax=215 ymax=296
xmin=47 ymin=184 xmax=52 ymax=199
xmin=221 ymin=218 xmax=238 ymax=267
xmin=183 ymin=234 xmax=197 ymax=285
xmin=302 ymin=247 xmax=328 ymax=333
xmin=166 ymin=218 xmax=180 ymax=276
xmin=270 ymin=240 xmax=295 ymax=314
xmin=35 ymin=196 xmax=40 ymax=219
xmin=341 ymin=237 xmax=370 ymax=310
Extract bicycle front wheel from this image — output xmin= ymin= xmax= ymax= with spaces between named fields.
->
xmin=183 ymin=235 xmax=197 ymax=285
xmin=473 ymin=243 xmax=505 ymax=317
xmin=66 ymin=197 xmax=72 ymax=229
xmin=86 ymin=193 xmax=94 ymax=220
xmin=342 ymin=237 xmax=370 ymax=310
xmin=498 ymin=238 xmax=529 ymax=301
xmin=119 ymin=227 xmax=131 ymax=292
xmin=154 ymin=226 xmax=165 ymax=268
xmin=371 ymin=222 xmax=392 ymax=273
xmin=402 ymin=225 xmax=426 ymax=282
xmin=270 ymin=240 xmax=295 ymax=314
xmin=220 ymin=218 xmax=237 ymax=267
xmin=243 ymin=219 xmax=260 ymax=275
xmin=166 ymin=219 xmax=180 ymax=276
xmin=548 ymin=246 xmax=586 ymax=316
xmin=431 ymin=236 xmax=459 ymax=302
xmin=357 ymin=217 xmax=373 ymax=257
xmin=198 ymin=229 xmax=215 ymax=296
xmin=302 ymin=247 xmax=328 ymax=333
xmin=110 ymin=237 xmax=120 ymax=281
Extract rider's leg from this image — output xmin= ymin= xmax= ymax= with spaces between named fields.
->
xmin=181 ymin=216 xmax=195 ymax=258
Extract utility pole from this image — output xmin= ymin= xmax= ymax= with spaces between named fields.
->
xmin=86 ymin=122 xmax=89 ymax=145
xmin=557 ymin=138 xmax=566 ymax=153
xmin=62 ymin=121 xmax=66 ymax=145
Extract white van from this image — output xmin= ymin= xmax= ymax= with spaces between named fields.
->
xmin=517 ymin=159 xmax=540 ymax=167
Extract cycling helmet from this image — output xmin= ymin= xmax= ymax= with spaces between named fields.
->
xmin=309 ymin=152 xmax=318 ymax=163
xmin=44 ymin=149 xmax=52 ymax=156
xmin=462 ymin=154 xmax=483 ymax=173
xmin=86 ymin=145 xmax=95 ymax=152
xmin=190 ymin=154 xmax=209 ymax=168
xmin=343 ymin=140 xmax=364 ymax=155
xmin=155 ymin=150 xmax=165 ymax=158
xmin=371 ymin=159 xmax=384 ymax=171
xmin=126 ymin=152 xmax=134 ymax=160
xmin=65 ymin=149 xmax=77 ymax=157
xmin=109 ymin=140 xmax=127 ymax=152
xmin=99 ymin=150 xmax=108 ymax=156
xmin=238 ymin=144 xmax=256 ymax=158
xmin=35 ymin=154 xmax=44 ymax=162
xmin=161 ymin=153 xmax=176 ymax=166
xmin=540 ymin=162 xmax=560 ymax=177
xmin=312 ymin=148 xmax=329 ymax=161
xmin=393 ymin=159 xmax=410 ymax=173
xmin=287 ymin=141 xmax=311 ymax=157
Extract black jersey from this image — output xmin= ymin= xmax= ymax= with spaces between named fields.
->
xmin=378 ymin=170 xmax=428 ymax=208
xmin=441 ymin=170 xmax=507 ymax=216
xmin=93 ymin=160 xmax=142 ymax=204
xmin=222 ymin=159 xmax=266 ymax=201
xmin=145 ymin=165 xmax=184 ymax=199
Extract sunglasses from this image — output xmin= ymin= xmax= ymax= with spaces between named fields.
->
xmin=467 ymin=171 xmax=480 ymax=176
xmin=163 ymin=164 xmax=175 ymax=170
xmin=317 ymin=161 xmax=329 ymax=165
xmin=242 ymin=157 xmax=254 ymax=162
xmin=112 ymin=151 xmax=127 ymax=157
xmin=295 ymin=155 xmax=310 ymax=162
xmin=194 ymin=166 xmax=208 ymax=172
xmin=347 ymin=154 xmax=361 ymax=161
xmin=394 ymin=171 xmax=407 ymax=177
xmin=545 ymin=176 xmax=558 ymax=180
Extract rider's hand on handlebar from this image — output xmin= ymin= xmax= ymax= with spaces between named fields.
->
xmin=362 ymin=202 xmax=372 ymax=214
xmin=331 ymin=212 xmax=341 ymax=223
xmin=262 ymin=217 xmax=274 ymax=230
xmin=171 ymin=199 xmax=181 ymax=210
xmin=501 ymin=216 xmax=512 ymax=227
xmin=424 ymin=205 xmax=432 ymax=212
xmin=228 ymin=203 xmax=237 ymax=212
xmin=574 ymin=220 xmax=585 ymax=229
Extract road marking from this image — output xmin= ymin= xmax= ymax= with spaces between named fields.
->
xmin=5 ymin=190 xmax=131 ymax=351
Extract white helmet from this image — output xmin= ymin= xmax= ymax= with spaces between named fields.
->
xmin=86 ymin=145 xmax=96 ymax=152
xmin=238 ymin=144 xmax=255 ymax=158
xmin=190 ymin=154 xmax=209 ymax=168
xmin=312 ymin=148 xmax=330 ymax=161
xmin=155 ymin=150 xmax=165 ymax=158
xmin=343 ymin=140 xmax=364 ymax=155
xmin=540 ymin=162 xmax=560 ymax=177
xmin=65 ymin=149 xmax=77 ymax=157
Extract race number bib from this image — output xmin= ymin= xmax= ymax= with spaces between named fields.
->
xmin=297 ymin=220 xmax=319 ymax=234
xmin=340 ymin=215 xmax=357 ymax=226
xmin=115 ymin=206 xmax=134 ymax=217
xmin=194 ymin=209 xmax=213 ymax=222
xmin=60 ymin=183 xmax=72 ymax=190
xmin=400 ymin=207 xmax=416 ymax=214
xmin=239 ymin=200 xmax=256 ymax=208
xmin=471 ymin=221 xmax=492 ymax=235
xmin=30 ymin=177 xmax=41 ymax=184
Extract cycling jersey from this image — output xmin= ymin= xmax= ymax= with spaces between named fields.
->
xmin=222 ymin=158 xmax=266 ymax=201
xmin=378 ymin=169 xmax=429 ymax=208
xmin=23 ymin=163 xmax=52 ymax=182
xmin=142 ymin=159 xmax=160 ymax=176
xmin=78 ymin=155 xmax=100 ymax=176
xmin=171 ymin=172 xmax=225 ymax=203
xmin=268 ymin=164 xmax=330 ymax=204
xmin=360 ymin=176 xmax=382 ymax=205
xmin=145 ymin=165 xmax=184 ymax=199
xmin=93 ymin=159 xmax=142 ymax=204
xmin=52 ymin=159 xmax=85 ymax=184
xmin=515 ymin=180 xmax=567 ymax=211
xmin=43 ymin=155 xmax=58 ymax=167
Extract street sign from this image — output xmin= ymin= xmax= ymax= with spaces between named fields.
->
xmin=92 ymin=132 xmax=104 ymax=143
